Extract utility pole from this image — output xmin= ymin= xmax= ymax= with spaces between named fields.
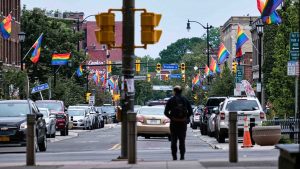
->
xmin=120 ymin=0 xmax=136 ymax=161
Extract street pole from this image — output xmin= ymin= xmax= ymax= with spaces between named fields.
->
xmin=86 ymin=72 xmax=89 ymax=93
xmin=295 ymin=77 xmax=299 ymax=118
xmin=77 ymin=18 xmax=80 ymax=52
xmin=26 ymin=114 xmax=36 ymax=166
xmin=206 ymin=23 xmax=210 ymax=84
xmin=121 ymin=0 xmax=136 ymax=163
xmin=20 ymin=42 xmax=24 ymax=71
xmin=258 ymin=33 xmax=262 ymax=103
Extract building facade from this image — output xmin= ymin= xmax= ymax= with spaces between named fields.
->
xmin=0 ymin=0 xmax=21 ymax=68
xmin=220 ymin=16 xmax=258 ymax=83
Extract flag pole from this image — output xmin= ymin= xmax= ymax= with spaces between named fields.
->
xmin=22 ymin=33 xmax=44 ymax=61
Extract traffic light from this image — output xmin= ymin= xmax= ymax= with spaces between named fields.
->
xmin=141 ymin=12 xmax=162 ymax=45
xmin=181 ymin=63 xmax=185 ymax=74
xmin=107 ymin=60 xmax=112 ymax=73
xmin=156 ymin=63 xmax=161 ymax=73
xmin=232 ymin=61 xmax=237 ymax=73
xmin=86 ymin=93 xmax=91 ymax=103
xmin=147 ymin=74 xmax=151 ymax=82
xmin=182 ymin=74 xmax=186 ymax=83
xmin=95 ymin=13 xmax=115 ymax=46
xmin=135 ymin=59 xmax=141 ymax=73
xmin=165 ymin=74 xmax=169 ymax=81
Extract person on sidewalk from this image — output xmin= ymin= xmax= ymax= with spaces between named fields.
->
xmin=164 ymin=86 xmax=193 ymax=160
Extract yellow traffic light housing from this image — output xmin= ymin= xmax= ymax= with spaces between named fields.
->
xmin=181 ymin=63 xmax=185 ymax=74
xmin=182 ymin=74 xmax=186 ymax=83
xmin=165 ymin=74 xmax=169 ymax=81
xmin=107 ymin=60 xmax=112 ymax=73
xmin=147 ymin=74 xmax=151 ymax=82
xmin=95 ymin=13 xmax=115 ymax=46
xmin=232 ymin=61 xmax=237 ymax=73
xmin=135 ymin=59 xmax=141 ymax=73
xmin=86 ymin=93 xmax=91 ymax=103
xmin=141 ymin=12 xmax=162 ymax=45
xmin=156 ymin=63 xmax=161 ymax=73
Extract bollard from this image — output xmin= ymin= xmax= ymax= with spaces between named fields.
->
xmin=249 ymin=118 xmax=255 ymax=145
xmin=26 ymin=114 xmax=36 ymax=166
xmin=127 ymin=111 xmax=137 ymax=164
xmin=229 ymin=112 xmax=238 ymax=163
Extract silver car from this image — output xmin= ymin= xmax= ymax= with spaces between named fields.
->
xmin=39 ymin=108 xmax=56 ymax=138
xmin=68 ymin=109 xmax=92 ymax=130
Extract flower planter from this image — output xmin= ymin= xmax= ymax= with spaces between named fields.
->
xmin=252 ymin=126 xmax=281 ymax=146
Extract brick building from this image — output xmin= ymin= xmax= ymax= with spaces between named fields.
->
xmin=0 ymin=0 xmax=21 ymax=68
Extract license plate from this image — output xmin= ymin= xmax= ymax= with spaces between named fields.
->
xmin=59 ymin=123 xmax=64 ymax=125
xmin=147 ymin=120 xmax=160 ymax=125
xmin=0 ymin=136 xmax=10 ymax=142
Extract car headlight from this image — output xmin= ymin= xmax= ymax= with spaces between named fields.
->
xmin=20 ymin=122 xmax=27 ymax=129
xmin=78 ymin=119 xmax=83 ymax=122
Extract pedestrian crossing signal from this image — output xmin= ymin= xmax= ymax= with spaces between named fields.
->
xmin=156 ymin=63 xmax=161 ymax=73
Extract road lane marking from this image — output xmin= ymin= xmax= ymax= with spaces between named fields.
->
xmin=108 ymin=143 xmax=120 ymax=150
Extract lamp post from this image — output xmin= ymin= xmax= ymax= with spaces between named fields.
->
xmin=187 ymin=20 xmax=213 ymax=83
xmin=74 ymin=15 xmax=96 ymax=52
xmin=18 ymin=32 xmax=26 ymax=71
xmin=256 ymin=22 xmax=264 ymax=104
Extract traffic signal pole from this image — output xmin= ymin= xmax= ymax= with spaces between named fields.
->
xmin=120 ymin=0 xmax=136 ymax=163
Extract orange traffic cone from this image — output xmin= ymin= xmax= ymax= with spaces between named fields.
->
xmin=241 ymin=116 xmax=253 ymax=148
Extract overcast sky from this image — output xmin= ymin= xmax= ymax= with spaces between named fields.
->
xmin=22 ymin=0 xmax=260 ymax=58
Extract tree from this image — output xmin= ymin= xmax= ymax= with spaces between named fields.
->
xmin=201 ymin=27 xmax=221 ymax=49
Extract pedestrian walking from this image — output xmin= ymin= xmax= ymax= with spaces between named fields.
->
xmin=164 ymin=86 xmax=193 ymax=160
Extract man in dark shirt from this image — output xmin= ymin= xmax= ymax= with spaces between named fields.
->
xmin=164 ymin=86 xmax=193 ymax=160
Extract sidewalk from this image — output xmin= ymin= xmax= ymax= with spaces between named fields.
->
xmin=0 ymin=160 xmax=277 ymax=169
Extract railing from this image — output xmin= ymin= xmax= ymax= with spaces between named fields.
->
xmin=263 ymin=118 xmax=299 ymax=143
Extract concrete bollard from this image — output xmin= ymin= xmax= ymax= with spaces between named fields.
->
xmin=229 ymin=112 xmax=238 ymax=163
xmin=127 ymin=111 xmax=137 ymax=164
xmin=26 ymin=114 xmax=36 ymax=166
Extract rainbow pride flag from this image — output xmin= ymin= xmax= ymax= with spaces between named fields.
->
xmin=204 ymin=65 xmax=211 ymax=76
xmin=76 ymin=65 xmax=83 ymax=77
xmin=209 ymin=58 xmax=220 ymax=74
xmin=218 ymin=43 xmax=230 ymax=64
xmin=51 ymin=53 xmax=71 ymax=65
xmin=101 ymin=73 xmax=107 ymax=87
xmin=0 ymin=14 xmax=12 ymax=39
xmin=261 ymin=0 xmax=283 ymax=18
xmin=30 ymin=34 xmax=43 ymax=64
xmin=257 ymin=0 xmax=282 ymax=24
xmin=236 ymin=26 xmax=249 ymax=58
xmin=108 ymin=77 xmax=115 ymax=89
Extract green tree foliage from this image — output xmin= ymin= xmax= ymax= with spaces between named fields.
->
xmin=266 ymin=0 xmax=299 ymax=118
xmin=201 ymin=27 xmax=221 ymax=49
xmin=2 ymin=70 xmax=27 ymax=99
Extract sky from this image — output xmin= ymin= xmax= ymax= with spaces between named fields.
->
xmin=22 ymin=0 xmax=260 ymax=58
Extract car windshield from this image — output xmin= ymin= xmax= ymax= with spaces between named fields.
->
xmin=68 ymin=109 xmax=85 ymax=116
xmin=69 ymin=106 xmax=89 ymax=110
xmin=0 ymin=102 xmax=30 ymax=117
xmin=139 ymin=107 xmax=165 ymax=115
xmin=39 ymin=110 xmax=49 ymax=117
xmin=101 ymin=106 xmax=115 ymax=114
xmin=36 ymin=102 xmax=63 ymax=111
xmin=206 ymin=98 xmax=226 ymax=106
xmin=225 ymin=100 xmax=260 ymax=111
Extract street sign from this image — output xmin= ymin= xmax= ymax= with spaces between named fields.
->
xmin=290 ymin=51 xmax=299 ymax=61
xmin=31 ymin=83 xmax=49 ymax=94
xmin=152 ymin=85 xmax=173 ymax=91
xmin=89 ymin=96 xmax=95 ymax=105
xmin=287 ymin=61 xmax=299 ymax=76
xmin=162 ymin=64 xmax=178 ymax=70
xmin=170 ymin=74 xmax=181 ymax=79
xmin=134 ymin=76 xmax=146 ymax=81
xmin=290 ymin=32 xmax=299 ymax=51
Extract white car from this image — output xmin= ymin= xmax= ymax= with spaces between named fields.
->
xmin=68 ymin=109 xmax=92 ymax=130
xmin=39 ymin=108 xmax=57 ymax=138
xmin=215 ymin=96 xmax=266 ymax=143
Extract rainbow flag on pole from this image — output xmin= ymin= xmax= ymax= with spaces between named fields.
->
xmin=76 ymin=65 xmax=83 ymax=77
xmin=218 ymin=43 xmax=230 ymax=64
xmin=51 ymin=53 xmax=71 ymax=65
xmin=204 ymin=65 xmax=211 ymax=76
xmin=30 ymin=34 xmax=43 ymax=63
xmin=0 ymin=14 xmax=12 ymax=39
xmin=236 ymin=25 xmax=249 ymax=58
xmin=257 ymin=0 xmax=282 ymax=24
xmin=209 ymin=58 xmax=220 ymax=74
xmin=261 ymin=0 xmax=283 ymax=18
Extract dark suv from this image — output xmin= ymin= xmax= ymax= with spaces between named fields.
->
xmin=200 ymin=97 xmax=226 ymax=135
xmin=35 ymin=100 xmax=69 ymax=136
xmin=0 ymin=100 xmax=47 ymax=151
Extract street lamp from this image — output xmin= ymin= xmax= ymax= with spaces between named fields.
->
xmin=18 ymin=32 xmax=26 ymax=71
xmin=256 ymin=22 xmax=264 ymax=103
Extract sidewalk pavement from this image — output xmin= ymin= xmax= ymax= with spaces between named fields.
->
xmin=0 ymin=160 xmax=277 ymax=169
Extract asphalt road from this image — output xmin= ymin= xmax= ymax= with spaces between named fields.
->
xmin=0 ymin=124 xmax=279 ymax=165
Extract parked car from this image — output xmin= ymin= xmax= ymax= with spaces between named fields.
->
xmin=136 ymin=106 xmax=171 ymax=141
xmin=35 ymin=100 xmax=69 ymax=136
xmin=190 ymin=106 xmax=203 ymax=129
xmin=101 ymin=106 xmax=117 ymax=123
xmin=68 ymin=109 xmax=92 ymax=130
xmin=214 ymin=96 xmax=266 ymax=143
xmin=70 ymin=105 xmax=100 ymax=129
xmin=134 ymin=105 xmax=142 ymax=113
xmin=39 ymin=108 xmax=56 ymax=138
xmin=0 ymin=100 xmax=47 ymax=151
xmin=207 ymin=107 xmax=219 ymax=137
xmin=200 ymin=97 xmax=226 ymax=135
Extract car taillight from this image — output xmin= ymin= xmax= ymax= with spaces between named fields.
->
xmin=163 ymin=118 xmax=170 ymax=124
xmin=204 ymin=107 xmax=208 ymax=114
xmin=136 ymin=116 xmax=144 ymax=123
xmin=260 ymin=112 xmax=265 ymax=119
xmin=220 ymin=112 xmax=225 ymax=120
xmin=195 ymin=112 xmax=200 ymax=116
